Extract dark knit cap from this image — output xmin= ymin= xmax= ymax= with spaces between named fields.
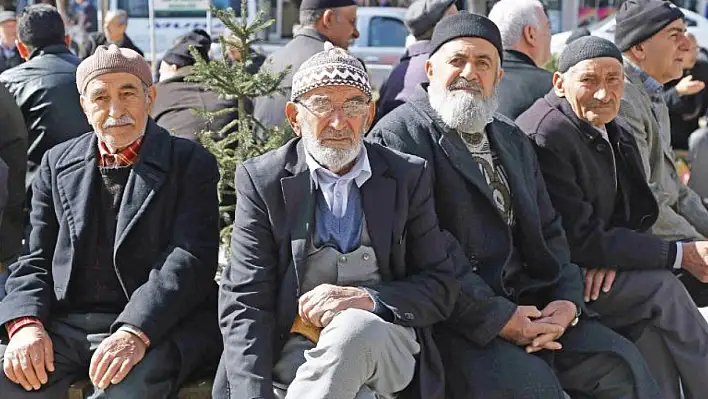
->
xmin=77 ymin=44 xmax=152 ymax=93
xmin=558 ymin=36 xmax=623 ymax=73
xmin=430 ymin=12 xmax=503 ymax=62
xmin=404 ymin=0 xmax=456 ymax=38
xmin=300 ymin=0 xmax=355 ymax=10
xmin=615 ymin=0 xmax=684 ymax=52
xmin=162 ymin=29 xmax=211 ymax=68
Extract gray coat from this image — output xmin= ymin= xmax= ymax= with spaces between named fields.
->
xmin=213 ymin=139 xmax=460 ymax=399
xmin=619 ymin=57 xmax=708 ymax=240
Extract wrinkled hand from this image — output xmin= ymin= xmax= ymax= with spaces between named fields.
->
xmin=3 ymin=324 xmax=54 ymax=391
xmin=681 ymin=241 xmax=708 ymax=282
xmin=298 ymin=284 xmax=375 ymax=328
xmin=583 ymin=268 xmax=617 ymax=302
xmin=676 ymin=75 xmax=705 ymax=96
xmin=89 ymin=331 xmax=146 ymax=390
xmin=526 ymin=301 xmax=578 ymax=354
xmin=499 ymin=305 xmax=564 ymax=348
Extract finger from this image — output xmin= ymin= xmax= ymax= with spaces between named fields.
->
xmin=4 ymin=354 xmax=18 ymax=384
xmin=531 ymin=332 xmax=559 ymax=349
xmin=542 ymin=341 xmax=563 ymax=351
xmin=12 ymin=357 xmax=32 ymax=391
xmin=92 ymin=353 xmax=114 ymax=389
xmin=525 ymin=322 xmax=564 ymax=339
xmin=111 ymin=358 xmax=134 ymax=386
xmin=519 ymin=306 xmax=542 ymax=319
xmin=18 ymin=352 xmax=40 ymax=390
xmin=98 ymin=358 xmax=122 ymax=390
xmin=603 ymin=270 xmax=616 ymax=293
xmin=29 ymin=346 xmax=47 ymax=385
xmin=319 ymin=310 xmax=338 ymax=328
xmin=584 ymin=269 xmax=596 ymax=302
xmin=591 ymin=270 xmax=605 ymax=300
xmin=306 ymin=304 xmax=327 ymax=328
xmin=89 ymin=348 xmax=102 ymax=383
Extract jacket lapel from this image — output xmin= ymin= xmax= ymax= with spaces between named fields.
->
xmin=360 ymin=144 xmax=394 ymax=282
xmin=114 ymin=121 xmax=170 ymax=254
xmin=281 ymin=141 xmax=314 ymax=295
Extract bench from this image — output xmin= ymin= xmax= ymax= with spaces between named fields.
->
xmin=66 ymin=377 xmax=213 ymax=399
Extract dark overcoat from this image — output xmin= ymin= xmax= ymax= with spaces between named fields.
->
xmin=496 ymin=50 xmax=553 ymax=120
xmin=0 ymin=121 xmax=222 ymax=386
xmin=213 ymin=139 xmax=460 ymax=399
xmin=516 ymin=91 xmax=672 ymax=272
xmin=367 ymin=84 xmax=658 ymax=398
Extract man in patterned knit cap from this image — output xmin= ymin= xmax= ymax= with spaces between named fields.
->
xmin=369 ymin=11 xmax=658 ymax=399
xmin=0 ymin=44 xmax=222 ymax=398
xmin=214 ymin=42 xmax=459 ymax=399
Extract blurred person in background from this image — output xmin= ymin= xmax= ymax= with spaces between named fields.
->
xmin=0 ymin=11 xmax=22 ymax=73
xmin=223 ymin=28 xmax=266 ymax=74
xmin=80 ymin=9 xmax=142 ymax=59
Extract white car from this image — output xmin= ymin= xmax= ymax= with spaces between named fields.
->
xmin=551 ymin=7 xmax=708 ymax=55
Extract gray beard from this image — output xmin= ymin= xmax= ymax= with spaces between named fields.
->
xmin=428 ymin=83 xmax=499 ymax=133
xmin=301 ymin=130 xmax=362 ymax=173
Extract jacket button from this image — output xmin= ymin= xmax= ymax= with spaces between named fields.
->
xmin=339 ymin=255 xmax=347 ymax=263
xmin=404 ymin=313 xmax=415 ymax=320
xmin=596 ymin=143 xmax=607 ymax=152
xmin=362 ymin=253 xmax=370 ymax=261
xmin=472 ymin=266 xmax=479 ymax=272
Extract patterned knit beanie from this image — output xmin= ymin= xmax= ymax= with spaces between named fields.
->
xmin=290 ymin=42 xmax=371 ymax=101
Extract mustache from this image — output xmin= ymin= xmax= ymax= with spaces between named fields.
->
xmin=319 ymin=127 xmax=356 ymax=140
xmin=586 ymin=100 xmax=616 ymax=108
xmin=448 ymin=77 xmax=484 ymax=94
xmin=103 ymin=115 xmax=135 ymax=129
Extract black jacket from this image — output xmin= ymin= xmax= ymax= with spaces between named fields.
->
xmin=152 ymin=73 xmax=240 ymax=142
xmin=0 ymin=44 xmax=91 ymax=189
xmin=0 ymin=121 xmax=222 ymax=391
xmin=0 ymin=47 xmax=23 ymax=73
xmin=213 ymin=139 xmax=459 ymax=399
xmin=80 ymin=32 xmax=144 ymax=60
xmin=516 ymin=92 xmax=675 ymax=272
xmin=0 ymin=83 xmax=27 ymax=266
xmin=496 ymin=50 xmax=553 ymax=120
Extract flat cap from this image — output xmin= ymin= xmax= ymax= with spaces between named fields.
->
xmin=300 ymin=0 xmax=356 ymax=11
xmin=163 ymin=29 xmax=211 ymax=68
xmin=430 ymin=11 xmax=503 ymax=62
xmin=76 ymin=44 xmax=152 ymax=93
xmin=558 ymin=36 xmax=623 ymax=73
xmin=404 ymin=0 xmax=456 ymax=38
xmin=0 ymin=11 xmax=16 ymax=24
xmin=615 ymin=0 xmax=684 ymax=52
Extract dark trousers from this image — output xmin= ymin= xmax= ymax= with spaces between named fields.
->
xmin=436 ymin=319 xmax=657 ymax=399
xmin=0 ymin=313 xmax=182 ymax=399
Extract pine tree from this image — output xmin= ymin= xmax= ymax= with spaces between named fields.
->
xmin=187 ymin=0 xmax=292 ymax=249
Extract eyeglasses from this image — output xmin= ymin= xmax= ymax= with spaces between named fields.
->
xmin=296 ymin=97 xmax=370 ymax=119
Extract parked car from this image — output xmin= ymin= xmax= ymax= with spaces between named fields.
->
xmin=551 ymin=7 xmax=708 ymax=55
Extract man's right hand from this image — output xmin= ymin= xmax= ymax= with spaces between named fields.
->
xmin=676 ymin=75 xmax=705 ymax=96
xmin=499 ymin=306 xmax=564 ymax=347
xmin=681 ymin=242 xmax=708 ymax=282
xmin=2 ymin=324 xmax=54 ymax=391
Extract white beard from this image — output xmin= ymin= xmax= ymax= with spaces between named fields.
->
xmin=428 ymin=82 xmax=499 ymax=133
xmin=301 ymin=125 xmax=362 ymax=173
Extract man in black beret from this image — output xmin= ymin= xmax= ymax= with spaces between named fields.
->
xmin=517 ymin=35 xmax=708 ymax=399
xmin=369 ymin=12 xmax=659 ymax=399
xmin=252 ymin=0 xmax=359 ymax=137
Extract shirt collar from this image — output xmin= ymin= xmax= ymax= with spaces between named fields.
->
xmin=625 ymin=57 xmax=664 ymax=95
xmin=97 ymin=136 xmax=144 ymax=168
xmin=305 ymin=144 xmax=371 ymax=189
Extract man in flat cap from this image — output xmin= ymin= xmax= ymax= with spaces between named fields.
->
xmin=375 ymin=0 xmax=457 ymax=122
xmin=214 ymin=43 xmax=459 ymax=399
xmin=488 ymin=0 xmax=553 ymax=120
xmin=0 ymin=11 xmax=22 ymax=73
xmin=615 ymin=0 xmax=708 ymax=304
xmin=517 ymin=35 xmax=708 ymax=399
xmin=369 ymin=12 xmax=658 ymax=398
xmin=0 ymin=44 xmax=222 ymax=398
xmin=252 ymin=0 xmax=360 ymax=137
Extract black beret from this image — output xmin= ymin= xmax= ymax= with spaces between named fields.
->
xmin=558 ymin=36 xmax=623 ymax=73
xmin=299 ymin=0 xmax=356 ymax=11
xmin=162 ymin=29 xmax=211 ymax=68
xmin=404 ymin=0 xmax=456 ymax=38
xmin=430 ymin=12 xmax=503 ymax=63
xmin=615 ymin=0 xmax=684 ymax=52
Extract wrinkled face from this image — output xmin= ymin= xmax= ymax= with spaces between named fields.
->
xmin=555 ymin=57 xmax=624 ymax=126
xmin=285 ymin=85 xmax=374 ymax=173
xmin=0 ymin=20 xmax=17 ymax=47
xmin=104 ymin=16 xmax=126 ymax=43
xmin=534 ymin=7 xmax=552 ymax=67
xmin=637 ymin=19 xmax=690 ymax=83
xmin=327 ymin=6 xmax=359 ymax=49
xmin=80 ymin=72 xmax=156 ymax=151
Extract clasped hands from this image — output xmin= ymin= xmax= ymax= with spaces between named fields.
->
xmin=499 ymin=300 xmax=577 ymax=354
xmin=3 ymin=324 xmax=146 ymax=392
xmin=298 ymin=283 xmax=375 ymax=328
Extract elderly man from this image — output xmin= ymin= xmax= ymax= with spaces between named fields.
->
xmin=0 ymin=11 xmax=22 ymax=73
xmin=369 ymin=12 xmax=658 ymax=398
xmin=214 ymin=43 xmax=459 ymax=399
xmin=488 ymin=0 xmax=553 ymax=120
xmin=0 ymin=45 xmax=222 ymax=398
xmin=253 ymin=0 xmax=360 ymax=136
xmin=517 ymin=35 xmax=708 ymax=399
xmin=80 ymin=10 xmax=142 ymax=60
xmin=615 ymin=0 xmax=708 ymax=306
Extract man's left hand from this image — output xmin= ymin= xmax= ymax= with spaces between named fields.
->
xmin=525 ymin=300 xmax=577 ymax=354
xmin=89 ymin=331 xmax=147 ymax=390
xmin=298 ymin=284 xmax=375 ymax=328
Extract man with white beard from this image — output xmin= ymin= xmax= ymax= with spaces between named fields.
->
xmin=214 ymin=42 xmax=459 ymax=399
xmin=368 ymin=12 xmax=659 ymax=399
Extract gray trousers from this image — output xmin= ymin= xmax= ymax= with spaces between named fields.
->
xmin=588 ymin=269 xmax=708 ymax=399
xmin=276 ymin=309 xmax=419 ymax=399
xmin=0 ymin=313 xmax=181 ymax=399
